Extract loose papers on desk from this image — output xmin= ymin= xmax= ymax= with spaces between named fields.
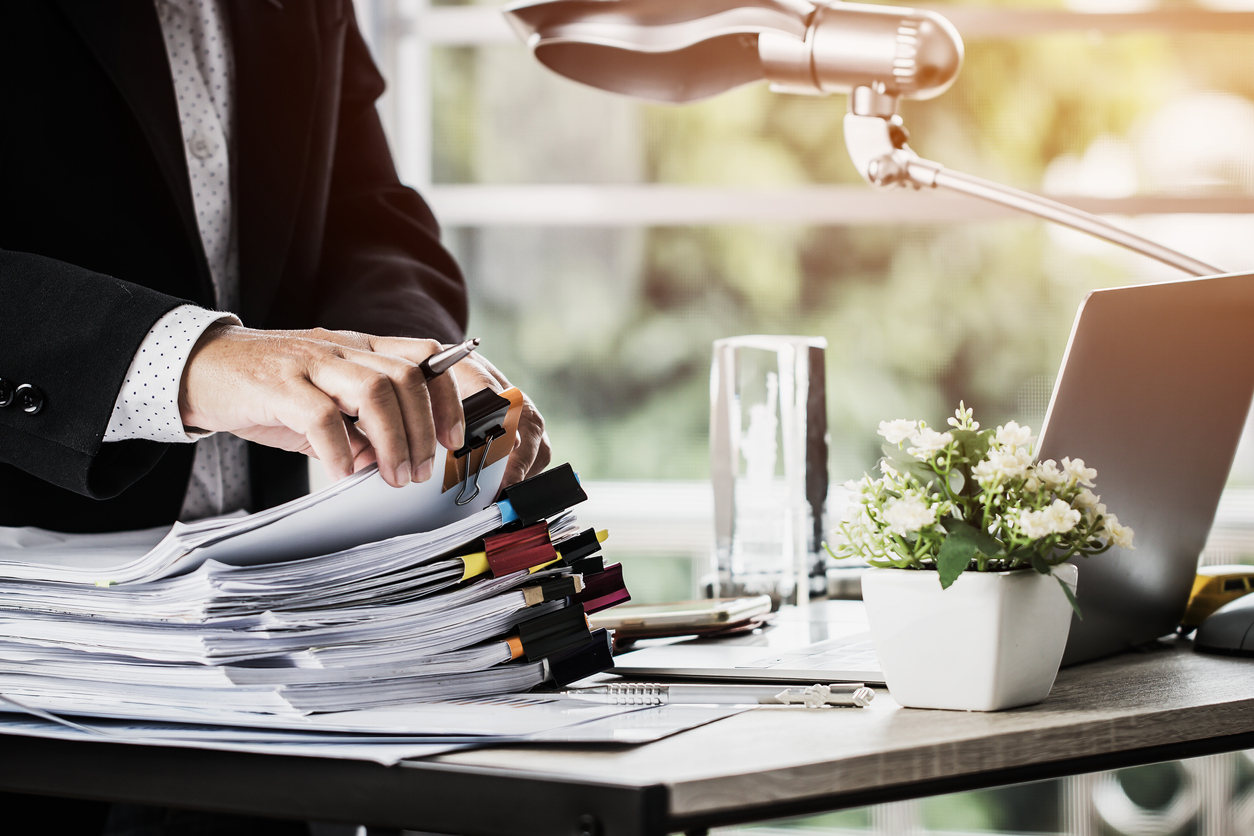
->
xmin=0 ymin=451 xmax=633 ymax=730
xmin=0 ymin=697 xmax=747 ymax=765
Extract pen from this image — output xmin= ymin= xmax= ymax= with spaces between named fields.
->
xmin=419 ymin=338 xmax=481 ymax=381
xmin=564 ymin=682 xmax=874 ymax=708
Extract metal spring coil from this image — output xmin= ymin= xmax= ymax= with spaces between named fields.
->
xmin=596 ymin=683 xmax=667 ymax=705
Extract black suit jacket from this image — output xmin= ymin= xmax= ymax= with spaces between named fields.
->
xmin=0 ymin=0 xmax=468 ymax=532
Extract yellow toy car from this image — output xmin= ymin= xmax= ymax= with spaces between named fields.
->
xmin=1181 ymin=565 xmax=1254 ymax=629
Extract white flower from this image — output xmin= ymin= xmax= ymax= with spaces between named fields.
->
xmin=994 ymin=421 xmax=1033 ymax=449
xmin=882 ymin=495 xmax=937 ymax=536
xmin=1017 ymin=499 xmax=1081 ymax=540
xmin=1034 ymin=460 xmax=1066 ymax=491
xmin=971 ymin=459 xmax=995 ymax=484
xmin=973 ymin=448 xmax=1032 ymax=485
xmin=841 ymin=502 xmax=865 ymax=523
xmin=1084 ymin=501 xmax=1108 ymax=525
xmin=947 ymin=402 xmax=979 ymax=430
xmin=1017 ymin=508 xmax=1053 ymax=539
xmin=1072 ymin=489 xmax=1101 ymax=510
xmin=907 ymin=427 xmax=953 ymax=459
xmin=878 ymin=419 xmax=918 ymax=445
xmin=1061 ymin=457 xmax=1097 ymax=488
xmin=1103 ymin=514 xmax=1135 ymax=549
xmin=1005 ymin=447 xmax=1035 ymax=477
xmin=1042 ymin=498 xmax=1081 ymax=534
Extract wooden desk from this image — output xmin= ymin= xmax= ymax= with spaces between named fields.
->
xmin=0 ymin=640 xmax=1250 ymax=836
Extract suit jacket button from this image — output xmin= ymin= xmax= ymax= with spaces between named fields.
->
xmin=0 ymin=378 xmax=12 ymax=408
xmin=15 ymin=384 xmax=43 ymax=415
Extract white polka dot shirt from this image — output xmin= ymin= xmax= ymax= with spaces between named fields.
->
xmin=102 ymin=0 xmax=251 ymax=522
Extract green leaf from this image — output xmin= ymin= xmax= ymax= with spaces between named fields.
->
xmin=948 ymin=428 xmax=990 ymax=463
xmin=881 ymin=441 xmax=913 ymax=464
xmin=935 ymin=533 xmax=975 ymax=589
xmin=1055 ymin=574 xmax=1083 ymax=620
xmin=946 ymin=518 xmax=1004 ymax=559
xmin=878 ymin=444 xmax=936 ymax=486
xmin=935 ymin=518 xmax=1010 ymax=589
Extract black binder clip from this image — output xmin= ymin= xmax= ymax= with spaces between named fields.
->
xmin=544 ymin=630 xmax=615 ymax=686
xmin=500 ymin=463 xmax=588 ymax=526
xmin=517 ymin=605 xmax=593 ymax=662
xmin=452 ymin=389 xmax=513 ymax=506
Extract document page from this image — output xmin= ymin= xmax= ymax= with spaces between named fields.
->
xmin=0 ymin=526 xmax=170 ymax=571
xmin=0 ymin=697 xmax=748 ymax=766
xmin=0 ymin=458 xmax=505 ymax=585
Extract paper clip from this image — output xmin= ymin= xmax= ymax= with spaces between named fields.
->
xmin=455 ymin=425 xmax=506 ymax=505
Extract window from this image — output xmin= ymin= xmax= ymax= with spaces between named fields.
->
xmin=351 ymin=0 xmax=1254 ymax=598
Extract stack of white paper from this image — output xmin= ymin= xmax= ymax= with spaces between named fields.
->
xmin=0 ymin=454 xmax=510 ymax=586
xmin=0 ymin=458 xmax=623 ymax=730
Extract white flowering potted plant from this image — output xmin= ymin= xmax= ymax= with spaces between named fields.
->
xmin=827 ymin=404 xmax=1135 ymax=711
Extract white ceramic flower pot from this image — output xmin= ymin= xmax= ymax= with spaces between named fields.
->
xmin=861 ymin=563 xmax=1078 ymax=711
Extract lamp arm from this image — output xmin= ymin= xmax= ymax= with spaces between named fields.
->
xmin=920 ymin=165 xmax=1223 ymax=277
xmin=843 ymin=111 xmax=1224 ymax=278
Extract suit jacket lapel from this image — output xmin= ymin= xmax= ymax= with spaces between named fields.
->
xmin=226 ymin=0 xmax=322 ymax=327
xmin=51 ymin=0 xmax=215 ymax=305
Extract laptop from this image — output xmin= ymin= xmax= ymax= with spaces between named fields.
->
xmin=614 ymin=271 xmax=1254 ymax=684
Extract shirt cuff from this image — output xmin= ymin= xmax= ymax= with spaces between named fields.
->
xmin=102 ymin=305 xmax=241 ymax=444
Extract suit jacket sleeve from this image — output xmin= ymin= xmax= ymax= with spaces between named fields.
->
xmin=308 ymin=14 xmax=469 ymax=344
xmin=0 ymin=249 xmax=188 ymax=498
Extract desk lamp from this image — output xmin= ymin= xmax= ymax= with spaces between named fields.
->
xmin=502 ymin=0 xmax=1223 ymax=276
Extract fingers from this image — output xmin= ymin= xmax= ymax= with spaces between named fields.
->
xmin=307 ymin=347 xmax=462 ymax=487
xmin=526 ymin=429 xmax=553 ymax=478
xmin=500 ymin=394 xmax=551 ymax=488
xmin=369 ymin=336 xmax=467 ymax=452
xmin=268 ymin=378 xmax=357 ymax=481
xmin=348 ymin=351 xmax=427 ymax=483
xmin=184 ymin=325 xmax=523 ymax=490
xmin=300 ymin=332 xmax=465 ymax=455
xmin=345 ymin=420 xmax=378 ymax=473
xmin=343 ymin=345 xmax=466 ymax=468
xmin=287 ymin=335 xmax=463 ymax=487
xmin=450 ymin=351 xmax=509 ymax=395
xmin=425 ymin=371 xmax=465 ymax=452
xmin=441 ymin=352 xmax=552 ymax=489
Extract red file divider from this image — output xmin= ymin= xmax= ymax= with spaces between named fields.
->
xmin=576 ymin=563 xmax=630 ymax=614
xmin=484 ymin=522 xmax=557 ymax=576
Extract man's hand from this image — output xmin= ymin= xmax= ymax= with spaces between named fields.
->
xmin=447 ymin=351 xmax=551 ymax=486
xmin=179 ymin=325 xmax=549 ymax=489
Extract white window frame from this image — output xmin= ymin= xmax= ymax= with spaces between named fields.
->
xmin=347 ymin=0 xmax=1254 ymax=573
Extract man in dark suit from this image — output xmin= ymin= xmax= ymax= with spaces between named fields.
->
xmin=0 ymin=0 xmax=548 ymax=534
xmin=0 ymin=0 xmax=548 ymax=831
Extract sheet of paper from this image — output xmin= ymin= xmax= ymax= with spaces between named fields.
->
xmin=0 ymin=698 xmax=747 ymax=766
xmin=0 ymin=714 xmax=467 ymax=766
xmin=526 ymin=704 xmax=748 ymax=744
xmin=185 ymin=457 xmax=508 ymax=570
xmin=0 ymin=525 xmax=170 ymax=570
xmin=299 ymin=694 xmax=638 ymax=736
xmin=0 ymin=451 xmax=506 ymax=585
